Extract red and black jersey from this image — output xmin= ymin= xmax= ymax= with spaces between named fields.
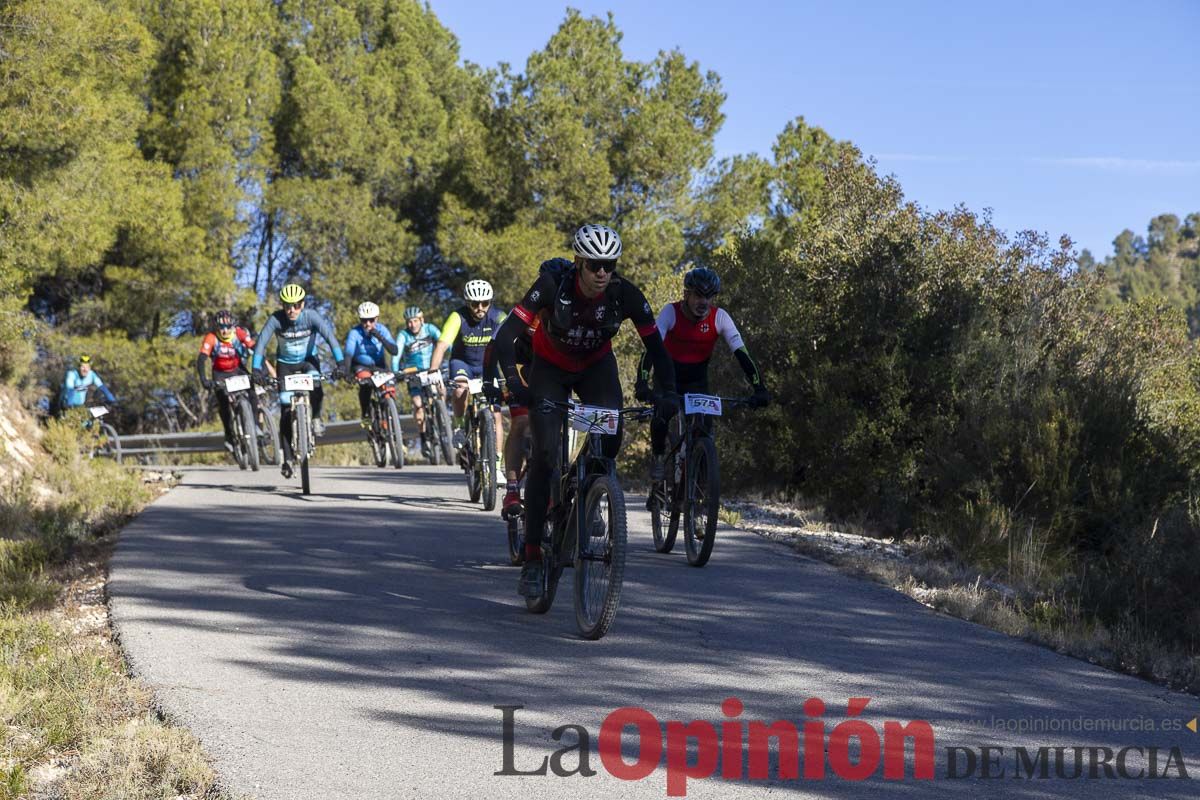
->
xmin=200 ymin=327 xmax=255 ymax=373
xmin=511 ymin=271 xmax=658 ymax=372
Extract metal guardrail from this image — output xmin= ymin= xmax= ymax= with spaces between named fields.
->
xmin=116 ymin=416 xmax=421 ymax=457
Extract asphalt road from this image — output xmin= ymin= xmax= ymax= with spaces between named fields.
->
xmin=110 ymin=465 xmax=1200 ymax=799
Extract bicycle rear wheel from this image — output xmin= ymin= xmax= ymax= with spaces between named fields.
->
xmin=507 ymin=513 xmax=525 ymax=566
xmin=526 ymin=520 xmax=562 ymax=614
xmin=258 ymin=406 xmax=280 ymax=465
xmin=683 ymin=437 xmax=720 ymax=567
xmin=574 ymin=474 xmax=628 ymax=640
xmin=239 ymin=397 xmax=259 ymax=472
xmin=433 ymin=394 xmax=454 ymax=464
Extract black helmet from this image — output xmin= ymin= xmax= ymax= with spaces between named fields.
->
xmin=215 ymin=309 xmax=235 ymax=327
xmin=683 ymin=267 xmax=721 ymax=298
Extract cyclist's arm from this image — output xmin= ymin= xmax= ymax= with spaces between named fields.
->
xmin=374 ymin=324 xmax=398 ymax=356
xmin=715 ymin=309 xmax=764 ymax=390
xmin=624 ymin=283 xmax=675 ymax=393
xmin=491 ymin=313 xmax=525 ymax=388
xmin=343 ymin=327 xmax=362 ymax=375
xmin=638 ymin=305 xmax=675 ymax=385
xmin=252 ymin=315 xmax=279 ymax=371
xmin=93 ymin=372 xmax=117 ymax=404
xmin=429 ymin=312 xmax=461 ymax=371
xmin=197 ymin=333 xmax=215 ymax=384
xmin=316 ymin=313 xmax=345 ymax=364
xmin=498 ymin=273 xmax=556 ymax=385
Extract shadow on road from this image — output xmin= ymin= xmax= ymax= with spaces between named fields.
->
xmin=112 ymin=466 xmax=1200 ymax=798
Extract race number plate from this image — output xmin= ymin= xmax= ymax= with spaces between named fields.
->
xmin=466 ymin=378 xmax=484 ymax=395
xmin=89 ymin=406 xmax=109 ymax=418
xmin=570 ymin=403 xmax=620 ymax=435
xmin=255 ymin=385 xmax=267 ymax=396
xmin=283 ymin=373 xmax=314 ymax=392
xmin=371 ymin=371 xmax=394 ymax=387
xmin=684 ymin=393 xmax=723 ymax=416
xmin=224 ymin=374 xmax=251 ymax=392
xmin=420 ymin=370 xmax=443 ymax=386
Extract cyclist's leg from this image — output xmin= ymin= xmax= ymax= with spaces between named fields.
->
xmin=409 ymin=385 xmax=425 ymax=427
xmin=574 ymin=354 xmax=623 ymax=459
xmin=212 ymin=370 xmax=236 ymax=444
xmin=449 ymin=359 xmax=471 ymax=425
xmin=505 ymin=409 xmax=528 ymax=482
xmin=275 ymin=361 xmax=303 ymax=462
xmin=306 ymin=358 xmax=325 ymax=419
xmin=356 ymin=371 xmax=373 ymax=419
xmin=523 ymin=358 xmax=570 ymax=555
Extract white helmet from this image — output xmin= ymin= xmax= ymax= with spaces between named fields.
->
xmin=463 ymin=279 xmax=493 ymax=302
xmin=573 ymin=223 xmax=622 ymax=260
xmin=357 ymin=301 xmax=380 ymax=319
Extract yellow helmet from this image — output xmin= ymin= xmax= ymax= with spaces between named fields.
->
xmin=279 ymin=284 xmax=306 ymax=304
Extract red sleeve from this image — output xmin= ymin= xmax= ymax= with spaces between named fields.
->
xmin=623 ymin=280 xmax=659 ymax=338
xmin=199 ymin=333 xmax=217 ymax=355
xmin=512 ymin=305 xmax=535 ymax=325
xmin=237 ymin=327 xmax=255 ymax=348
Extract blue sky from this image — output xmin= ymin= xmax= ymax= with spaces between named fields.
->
xmin=428 ymin=0 xmax=1199 ymax=258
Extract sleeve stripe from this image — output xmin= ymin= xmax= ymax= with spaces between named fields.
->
xmin=512 ymin=305 xmax=534 ymax=325
xmin=637 ymin=322 xmax=659 ymax=338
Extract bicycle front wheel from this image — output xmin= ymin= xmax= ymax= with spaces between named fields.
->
xmin=368 ymin=402 xmax=387 ymax=467
xmin=574 ymin=474 xmax=628 ymax=640
xmin=683 ymin=437 xmax=720 ymax=567
xmin=258 ymin=406 xmax=280 ymax=465
xmin=526 ymin=519 xmax=562 ymax=614
xmin=385 ymin=395 xmax=404 ymax=469
xmin=100 ymin=424 xmax=122 ymax=464
xmin=295 ymin=402 xmax=312 ymax=495
xmin=239 ymin=397 xmax=259 ymax=472
xmin=434 ymin=394 xmax=454 ymax=464
xmin=479 ymin=409 xmax=496 ymax=511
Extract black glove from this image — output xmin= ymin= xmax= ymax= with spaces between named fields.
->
xmin=330 ymin=365 xmax=344 ymax=382
xmin=252 ymin=369 xmax=268 ymax=387
xmin=749 ymin=387 xmax=770 ymax=408
xmin=482 ymin=382 xmax=504 ymax=405
xmin=201 ymin=377 xmax=213 ymax=390
xmin=507 ymin=380 xmax=532 ymax=408
xmin=634 ymin=378 xmax=653 ymax=404
xmin=654 ymin=391 xmax=679 ymax=421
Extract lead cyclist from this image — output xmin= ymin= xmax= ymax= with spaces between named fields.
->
xmin=491 ymin=224 xmax=677 ymax=599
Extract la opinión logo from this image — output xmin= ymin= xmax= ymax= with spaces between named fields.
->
xmin=495 ymin=697 xmax=935 ymax=796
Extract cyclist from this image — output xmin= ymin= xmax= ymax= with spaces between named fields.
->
xmin=491 ymin=224 xmax=677 ymax=598
xmin=251 ymin=284 xmax=345 ymax=478
xmin=484 ymin=257 xmax=572 ymax=519
xmin=342 ymin=301 xmax=399 ymax=424
xmin=197 ymin=309 xmax=261 ymax=453
xmin=60 ymin=354 xmax=116 ymax=410
xmin=428 ymin=280 xmax=505 ymax=462
xmin=393 ymin=305 xmax=442 ymax=457
xmin=636 ymin=266 xmax=770 ymax=484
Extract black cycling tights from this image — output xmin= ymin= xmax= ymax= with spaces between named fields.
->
xmin=277 ymin=360 xmax=323 ymax=462
xmin=525 ymin=354 xmax=623 ymax=552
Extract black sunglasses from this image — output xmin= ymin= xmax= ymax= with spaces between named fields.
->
xmin=468 ymin=300 xmax=490 ymax=309
xmin=582 ymin=259 xmax=617 ymax=274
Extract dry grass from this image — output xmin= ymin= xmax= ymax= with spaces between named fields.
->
xmin=0 ymin=406 xmax=242 ymax=799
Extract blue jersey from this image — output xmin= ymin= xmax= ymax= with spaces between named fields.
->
xmin=61 ymin=369 xmax=115 ymax=408
xmin=393 ymin=323 xmax=441 ymax=371
xmin=252 ymin=308 xmax=344 ymax=369
xmin=344 ymin=323 xmax=397 ymax=368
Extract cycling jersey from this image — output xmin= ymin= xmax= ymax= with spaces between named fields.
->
xmin=61 ymin=369 xmax=115 ymax=408
xmin=252 ymin=308 xmax=344 ymax=369
xmin=510 ymin=270 xmax=658 ymax=371
xmin=394 ymin=323 xmax=441 ymax=371
xmin=438 ymin=306 xmax=505 ymax=368
xmin=199 ymin=328 xmax=255 ymax=373
xmin=657 ymin=303 xmax=745 ymax=364
xmin=344 ymin=323 xmax=397 ymax=369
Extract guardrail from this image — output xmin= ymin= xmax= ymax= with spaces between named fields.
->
xmin=115 ymin=416 xmax=421 ymax=460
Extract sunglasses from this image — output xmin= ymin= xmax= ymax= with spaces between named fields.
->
xmin=284 ymin=302 xmax=303 ymax=311
xmin=582 ymin=259 xmax=617 ymax=274
xmin=218 ymin=324 xmax=235 ymax=330
xmin=360 ymin=318 xmax=377 ymax=324
xmin=468 ymin=301 xmax=490 ymax=309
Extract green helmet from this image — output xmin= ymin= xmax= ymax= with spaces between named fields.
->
xmin=404 ymin=305 xmax=423 ymax=320
xmin=279 ymin=284 xmax=306 ymax=304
